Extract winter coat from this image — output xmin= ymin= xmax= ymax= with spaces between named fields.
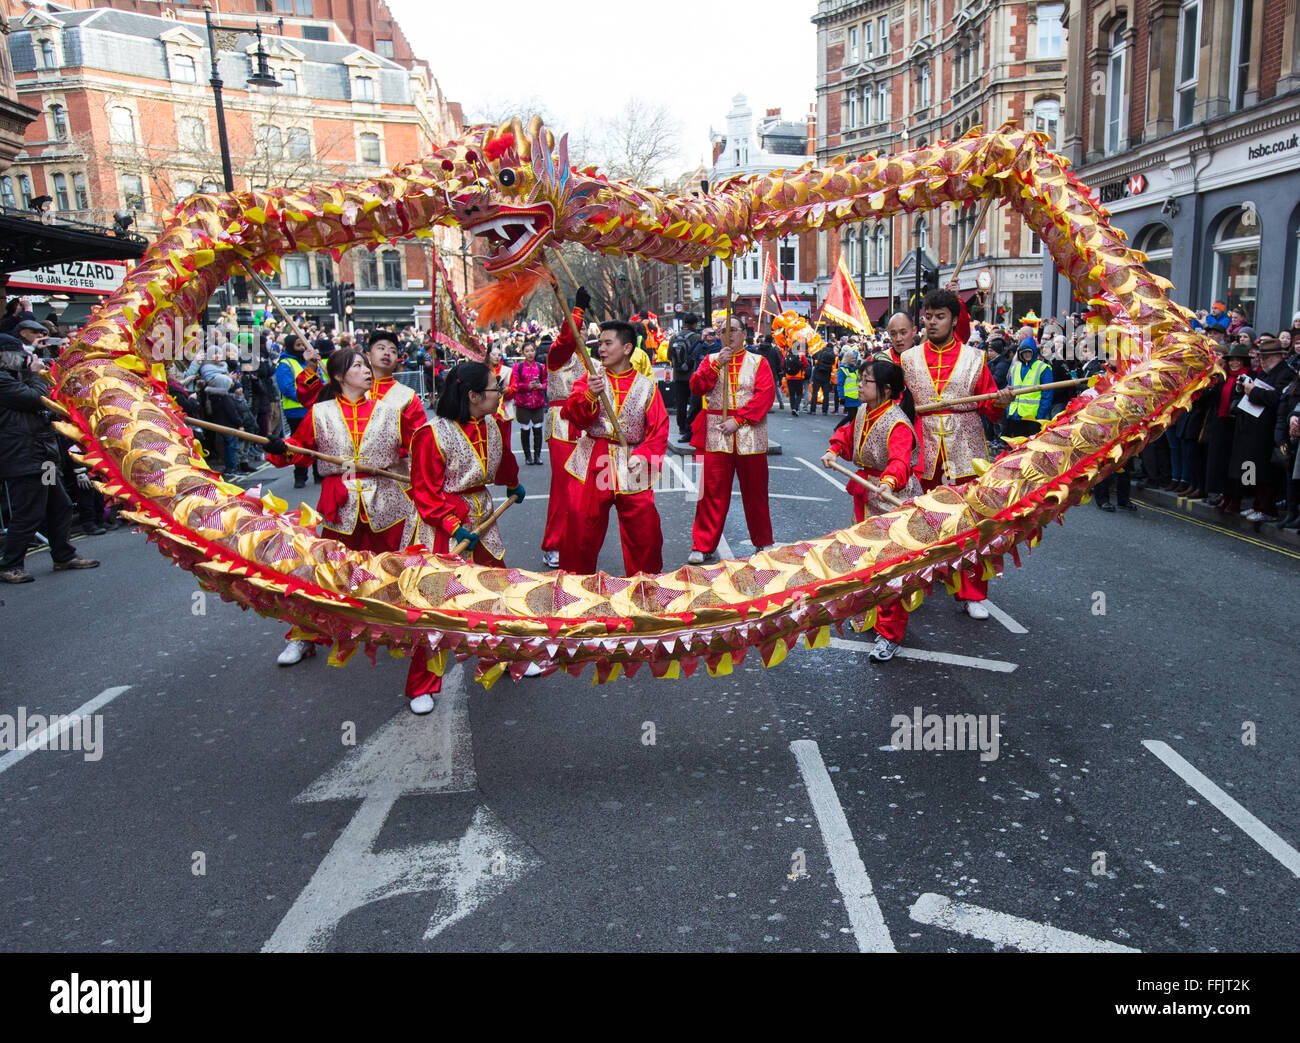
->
xmin=0 ymin=341 xmax=62 ymax=480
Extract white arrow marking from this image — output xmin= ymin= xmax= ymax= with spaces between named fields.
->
xmin=263 ymin=670 xmax=540 ymax=952
xmin=909 ymin=893 xmax=1141 ymax=952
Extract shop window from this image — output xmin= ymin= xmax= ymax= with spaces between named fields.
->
xmin=1213 ymin=208 xmax=1260 ymax=320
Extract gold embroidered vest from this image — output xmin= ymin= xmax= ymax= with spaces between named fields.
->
xmin=900 ymin=342 xmax=989 ymax=481
xmin=703 ymin=351 xmax=768 ymax=455
xmin=545 ymin=352 xmax=585 ymax=442
xmin=565 ymin=371 xmax=655 ymax=494
xmin=313 ymin=396 xmax=412 ymax=537
xmin=410 ymin=416 xmax=506 ymax=560
xmin=850 ymin=402 xmax=922 ymax=516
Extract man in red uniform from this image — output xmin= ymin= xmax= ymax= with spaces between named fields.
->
xmin=560 ymin=320 xmax=667 ymax=576
xmin=366 ymin=329 xmax=428 ymax=434
xmin=687 ymin=315 xmax=775 ymax=564
xmin=540 ymin=288 xmax=591 ymax=568
xmin=899 ymin=288 xmax=1014 ymax=618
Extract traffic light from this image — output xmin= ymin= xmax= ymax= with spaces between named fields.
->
xmin=328 ymin=284 xmax=340 ymax=315
xmin=338 ymin=282 xmax=355 ymax=316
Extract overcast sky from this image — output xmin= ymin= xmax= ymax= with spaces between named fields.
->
xmin=384 ymin=0 xmax=818 ymax=175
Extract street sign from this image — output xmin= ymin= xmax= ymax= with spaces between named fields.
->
xmin=8 ymin=260 xmax=128 ymax=294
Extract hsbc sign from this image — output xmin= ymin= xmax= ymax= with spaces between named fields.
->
xmin=1098 ymin=173 xmax=1148 ymax=204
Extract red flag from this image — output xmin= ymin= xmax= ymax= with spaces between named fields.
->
xmin=820 ymin=254 xmax=874 ymax=335
xmin=757 ymin=251 xmax=785 ymax=329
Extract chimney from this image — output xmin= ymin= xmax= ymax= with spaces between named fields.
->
xmin=712 ymin=139 xmax=725 ymax=165
xmin=766 ymin=107 xmax=781 ymax=118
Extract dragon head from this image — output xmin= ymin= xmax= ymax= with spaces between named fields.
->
xmin=444 ymin=116 xmax=589 ymax=276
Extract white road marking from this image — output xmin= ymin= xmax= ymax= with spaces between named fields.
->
xmin=0 ymin=686 xmax=130 ymax=776
xmin=982 ymin=600 xmax=1028 ymax=634
xmin=263 ymin=669 xmax=540 ymax=951
xmin=829 ymin=636 xmax=1017 ymax=673
xmin=769 ymin=465 xmax=802 ymax=471
xmin=1142 ymin=740 xmax=1300 ymax=878
xmin=796 ymin=456 xmax=849 ymax=494
xmin=789 ymin=738 xmax=896 ymax=953
xmin=908 ymin=893 xmax=1141 ymax=953
xmin=733 ymin=490 xmax=829 ymax=502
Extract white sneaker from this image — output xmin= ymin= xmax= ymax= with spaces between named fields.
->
xmin=964 ymin=600 xmax=990 ymax=620
xmin=277 ymin=639 xmax=315 ymax=666
xmin=868 ymin=636 xmax=900 ymax=662
xmin=1242 ymin=509 xmax=1261 ymax=521
xmin=409 ymin=694 xmax=435 ymax=715
xmin=542 ymin=549 xmax=560 ymax=569
xmin=687 ymin=549 xmax=705 ymax=565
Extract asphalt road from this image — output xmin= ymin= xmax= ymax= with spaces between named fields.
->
xmin=2 ymin=394 xmax=1297 ymax=953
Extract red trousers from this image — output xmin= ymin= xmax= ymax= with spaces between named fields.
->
xmin=562 ymin=483 xmax=663 ymax=575
xmin=290 ymin=518 xmax=443 ymax=699
xmin=918 ymin=473 xmax=987 ymax=601
xmin=543 ymin=438 xmax=576 ymax=553
xmin=851 ymin=498 xmax=909 ymax=643
xmin=691 ymin=451 xmax=772 ymax=552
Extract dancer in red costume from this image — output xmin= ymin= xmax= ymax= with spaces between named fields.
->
xmin=263 ymin=349 xmax=431 ymax=705
xmin=406 ymin=361 xmax=527 ymax=705
xmin=898 ymin=288 xmax=1014 ymax=617
xmin=687 ymin=314 xmax=775 ymax=563
xmin=540 ymin=287 xmax=591 ymax=568
xmin=560 ymin=320 xmax=668 ymax=576
xmin=822 ymin=357 xmax=923 ymax=661
xmin=364 ymin=328 xmax=428 ymax=545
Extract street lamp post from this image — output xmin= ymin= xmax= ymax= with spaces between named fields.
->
xmin=202 ymin=2 xmax=279 ymax=310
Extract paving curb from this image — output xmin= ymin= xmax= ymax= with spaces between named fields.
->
xmin=1130 ymin=485 xmax=1300 ymax=550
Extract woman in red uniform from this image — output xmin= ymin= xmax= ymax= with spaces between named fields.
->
xmin=264 ymin=349 xmax=426 ymax=693
xmin=822 ymin=357 xmax=922 ymax=663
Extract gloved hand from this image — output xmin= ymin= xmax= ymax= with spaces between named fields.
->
xmin=574 ymin=286 xmax=591 ymax=312
xmin=506 ymin=484 xmax=525 ymax=504
xmin=264 ymin=436 xmax=288 ymax=455
xmin=74 ymin=467 xmax=92 ymax=491
xmin=453 ymin=525 xmax=479 ymax=551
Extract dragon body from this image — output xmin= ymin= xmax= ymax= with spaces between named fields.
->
xmin=48 ymin=117 xmax=1214 ymax=686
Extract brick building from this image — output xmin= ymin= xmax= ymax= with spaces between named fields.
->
xmin=5 ymin=4 xmax=474 ymax=326
xmin=813 ymin=0 xmax=1068 ymax=324
xmin=1045 ymin=0 xmax=1300 ymax=332
xmin=705 ymin=93 xmax=820 ymax=326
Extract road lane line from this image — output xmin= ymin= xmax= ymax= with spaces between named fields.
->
xmin=829 ymin=637 xmax=1017 ymax=673
xmin=734 ymin=491 xmax=829 ymax=502
xmin=1142 ymin=740 xmax=1300 ymax=878
xmin=908 ymin=893 xmax=1141 ymax=953
xmin=982 ymin=600 xmax=1028 ymax=634
xmin=796 ymin=456 xmax=849 ymax=494
xmin=0 ymin=686 xmax=130 ymax=776
xmin=789 ymin=739 xmax=895 ymax=953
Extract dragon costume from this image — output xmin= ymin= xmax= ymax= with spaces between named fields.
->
xmin=46 ymin=116 xmax=1214 ymax=687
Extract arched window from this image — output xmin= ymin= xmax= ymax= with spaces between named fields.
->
xmin=353 ymin=76 xmax=374 ymax=101
xmin=875 ymin=227 xmax=887 ymax=274
xmin=358 ymin=132 xmax=380 ymax=164
xmin=49 ymin=104 xmax=68 ymax=140
xmin=916 ymin=216 xmax=929 ymax=253
xmin=257 ymin=125 xmax=282 ymax=159
xmin=109 ymin=107 xmax=135 ymax=144
xmin=919 ymin=64 xmax=932 ymax=109
xmin=382 ymin=249 xmax=402 ymax=289
xmin=280 ymin=69 xmax=299 ymax=94
xmin=1106 ymin=22 xmax=1128 ymax=154
xmin=1213 ymin=207 xmax=1260 ymax=320
xmin=72 ymin=173 xmax=88 ymax=210
xmin=121 ymin=173 xmax=144 ymax=211
xmin=1033 ymin=98 xmax=1060 ymax=149
xmin=1136 ymin=224 xmax=1174 ymax=285
xmin=179 ymin=117 xmax=204 ymax=152
xmin=52 ymin=172 xmax=69 ymax=211
xmin=173 ymin=55 xmax=197 ymax=83
xmin=844 ymin=227 xmax=859 ymax=276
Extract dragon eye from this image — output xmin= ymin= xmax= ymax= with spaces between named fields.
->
xmin=497 ymin=168 xmax=517 ymax=187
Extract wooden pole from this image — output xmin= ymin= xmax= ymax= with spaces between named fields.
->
xmin=949 ymin=194 xmax=995 ymax=285
xmin=722 ymin=260 xmax=733 ymax=422
xmin=450 ymin=494 xmax=518 ymax=556
xmin=242 ymin=267 xmax=313 ymax=347
xmin=548 ymin=251 xmax=628 ymax=448
xmin=825 ymin=457 xmax=905 ymax=509
xmin=913 ymin=377 xmax=1087 ymax=415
